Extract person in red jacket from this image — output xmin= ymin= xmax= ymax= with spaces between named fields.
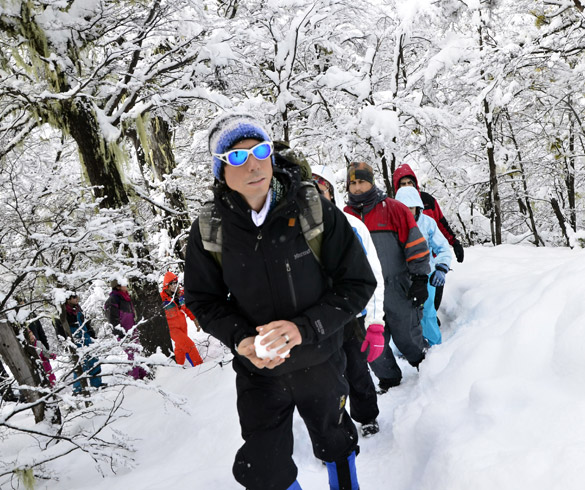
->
xmin=161 ymin=272 xmax=203 ymax=367
xmin=393 ymin=164 xmax=464 ymax=261
xmin=393 ymin=164 xmax=464 ymax=312
xmin=345 ymin=162 xmax=430 ymax=390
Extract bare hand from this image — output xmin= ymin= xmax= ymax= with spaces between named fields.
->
xmin=256 ymin=320 xmax=301 ymax=357
xmin=236 ymin=336 xmax=286 ymax=370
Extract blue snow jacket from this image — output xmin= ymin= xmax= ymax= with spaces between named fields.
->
xmin=416 ymin=214 xmax=452 ymax=270
xmin=395 ymin=187 xmax=452 ymax=345
xmin=395 ymin=187 xmax=452 ymax=270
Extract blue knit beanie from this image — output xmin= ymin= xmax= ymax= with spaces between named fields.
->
xmin=208 ymin=113 xmax=273 ymax=180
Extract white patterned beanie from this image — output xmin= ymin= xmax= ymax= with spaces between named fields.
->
xmin=208 ymin=113 xmax=273 ymax=180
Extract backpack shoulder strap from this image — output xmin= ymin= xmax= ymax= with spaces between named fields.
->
xmin=198 ymin=186 xmax=323 ymax=267
xmin=297 ymin=182 xmax=324 ymax=264
xmin=198 ymin=202 xmax=223 ymax=267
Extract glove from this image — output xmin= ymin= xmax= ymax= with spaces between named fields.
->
xmin=453 ymin=240 xmax=464 ymax=263
xmin=360 ymin=324 xmax=385 ymax=362
xmin=430 ymin=263 xmax=449 ymax=287
xmin=408 ymin=275 xmax=429 ymax=307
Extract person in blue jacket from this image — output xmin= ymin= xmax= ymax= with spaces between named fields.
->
xmin=56 ymin=293 xmax=103 ymax=391
xmin=395 ymin=187 xmax=452 ymax=346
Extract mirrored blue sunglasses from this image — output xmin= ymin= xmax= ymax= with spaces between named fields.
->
xmin=213 ymin=141 xmax=273 ymax=167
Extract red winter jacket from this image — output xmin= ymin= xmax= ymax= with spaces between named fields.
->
xmin=345 ymin=194 xmax=430 ymax=336
xmin=344 ymin=197 xmax=430 ymax=272
xmin=392 ymin=164 xmax=459 ymax=245
xmin=161 ymin=272 xmax=196 ymax=331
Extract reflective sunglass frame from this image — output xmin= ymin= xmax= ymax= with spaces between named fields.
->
xmin=213 ymin=141 xmax=273 ymax=167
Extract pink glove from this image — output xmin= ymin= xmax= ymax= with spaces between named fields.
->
xmin=360 ymin=324 xmax=385 ymax=362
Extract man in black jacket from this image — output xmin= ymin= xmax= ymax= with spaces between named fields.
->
xmin=185 ymin=113 xmax=376 ymax=490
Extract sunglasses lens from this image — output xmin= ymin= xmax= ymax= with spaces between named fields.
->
xmin=223 ymin=142 xmax=272 ymax=166
xmin=252 ymin=142 xmax=272 ymax=160
xmin=227 ymin=150 xmax=250 ymax=166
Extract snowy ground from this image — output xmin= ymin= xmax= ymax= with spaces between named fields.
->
xmin=3 ymin=244 xmax=585 ymax=490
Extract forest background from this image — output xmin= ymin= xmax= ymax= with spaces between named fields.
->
xmin=1 ymin=0 xmax=584 ymax=487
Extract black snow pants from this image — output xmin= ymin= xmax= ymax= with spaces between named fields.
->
xmin=343 ymin=317 xmax=379 ymax=425
xmin=232 ymin=350 xmax=359 ymax=490
xmin=369 ymin=304 xmax=425 ymax=383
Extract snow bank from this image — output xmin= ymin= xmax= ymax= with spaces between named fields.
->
xmin=4 ymin=245 xmax=585 ymax=490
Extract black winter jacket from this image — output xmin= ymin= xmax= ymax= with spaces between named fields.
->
xmin=184 ymin=157 xmax=376 ymax=376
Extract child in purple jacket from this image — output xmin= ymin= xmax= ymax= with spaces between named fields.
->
xmin=105 ymin=279 xmax=147 ymax=380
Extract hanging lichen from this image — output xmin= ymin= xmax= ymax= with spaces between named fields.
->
xmin=14 ymin=467 xmax=35 ymax=490
xmin=135 ymin=113 xmax=153 ymax=169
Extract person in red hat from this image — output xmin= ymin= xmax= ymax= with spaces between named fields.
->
xmin=161 ymin=271 xmax=203 ymax=367
xmin=392 ymin=163 xmax=464 ymax=314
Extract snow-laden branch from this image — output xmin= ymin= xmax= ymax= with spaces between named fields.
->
xmin=0 ymin=116 xmax=38 ymax=160
xmin=130 ymin=185 xmax=189 ymax=216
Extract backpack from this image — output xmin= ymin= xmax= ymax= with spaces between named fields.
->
xmin=199 ymin=174 xmax=324 ymax=267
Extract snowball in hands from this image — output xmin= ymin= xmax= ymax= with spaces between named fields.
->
xmin=254 ymin=333 xmax=290 ymax=360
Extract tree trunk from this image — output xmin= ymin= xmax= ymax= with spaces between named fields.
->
xmin=62 ymin=99 xmax=130 ymax=209
xmin=384 ymin=33 xmax=405 ymax=198
xmin=0 ymin=318 xmax=48 ymax=422
xmin=379 ymin=148 xmax=394 ymax=198
xmin=132 ymin=278 xmax=173 ymax=357
xmin=565 ymin=115 xmax=576 ymax=231
xmin=483 ymin=98 xmax=502 ymax=245
xmin=0 ymin=358 xmax=18 ymax=401
xmin=148 ymin=116 xmax=192 ymax=261
xmin=14 ymin=6 xmax=129 ymax=210
xmin=456 ymin=211 xmax=472 ymax=245
xmin=61 ymin=108 xmax=173 ymax=357
xmin=550 ymin=197 xmax=570 ymax=246
xmin=478 ymin=14 xmax=502 ymax=245
xmin=130 ymin=116 xmax=192 ymax=262
xmin=504 ymin=110 xmax=543 ymax=246
xmin=11 ymin=0 xmax=173 ymax=361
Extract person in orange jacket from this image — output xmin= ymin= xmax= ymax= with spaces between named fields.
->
xmin=161 ymin=272 xmax=203 ymax=367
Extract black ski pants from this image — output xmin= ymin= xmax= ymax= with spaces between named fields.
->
xmin=232 ymin=350 xmax=359 ymax=490
xmin=343 ymin=317 xmax=379 ymax=425
xmin=369 ymin=305 xmax=425 ymax=383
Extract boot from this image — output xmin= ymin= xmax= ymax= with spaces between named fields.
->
xmin=325 ymin=450 xmax=359 ymax=490
xmin=360 ymin=419 xmax=379 ymax=437
xmin=376 ymin=377 xmax=401 ymax=394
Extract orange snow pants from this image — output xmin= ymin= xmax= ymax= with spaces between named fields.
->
xmin=170 ymin=326 xmax=202 ymax=366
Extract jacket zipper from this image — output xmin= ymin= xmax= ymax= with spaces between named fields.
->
xmin=285 ymin=260 xmax=297 ymax=311
xmin=254 ymin=231 xmax=262 ymax=251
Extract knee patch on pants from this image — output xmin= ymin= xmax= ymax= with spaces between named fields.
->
xmin=325 ymin=450 xmax=359 ymax=490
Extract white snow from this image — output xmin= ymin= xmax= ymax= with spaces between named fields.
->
xmin=254 ymin=332 xmax=290 ymax=360
xmin=3 ymin=244 xmax=585 ymax=489
xmin=359 ymin=106 xmax=399 ymax=144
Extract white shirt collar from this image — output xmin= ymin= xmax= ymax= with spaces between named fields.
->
xmin=251 ymin=188 xmax=272 ymax=227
